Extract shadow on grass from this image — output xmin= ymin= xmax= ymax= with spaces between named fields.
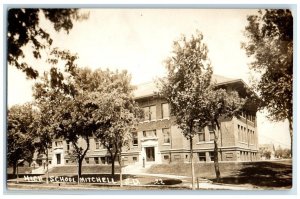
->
xmin=210 ymin=161 xmax=292 ymax=188
xmin=146 ymin=179 xmax=182 ymax=186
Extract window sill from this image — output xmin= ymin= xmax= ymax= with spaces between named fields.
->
xmin=162 ymin=143 xmax=171 ymax=146
xmin=196 ymin=141 xmax=214 ymax=144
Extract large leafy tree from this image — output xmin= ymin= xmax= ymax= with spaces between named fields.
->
xmin=34 ymin=72 xmax=98 ymax=178
xmin=203 ymin=87 xmax=245 ymax=182
xmin=75 ymin=68 xmax=142 ymax=178
xmin=52 ymin=92 xmax=101 ymax=177
xmin=159 ymin=31 xmax=213 ymax=190
xmin=94 ymin=90 xmax=142 ymax=179
xmin=7 ymin=8 xmax=87 ymax=79
xmin=242 ymin=9 xmax=293 ymax=152
xmin=7 ymin=103 xmax=36 ymax=177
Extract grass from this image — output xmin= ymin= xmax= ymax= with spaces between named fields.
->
xmin=50 ymin=165 xmax=121 ymax=174
xmin=148 ymin=160 xmax=292 ymax=189
xmin=6 ymin=167 xmax=33 ymax=174
xmin=7 ymin=160 xmax=292 ymax=189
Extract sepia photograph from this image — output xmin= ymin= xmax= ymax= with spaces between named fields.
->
xmin=4 ymin=5 xmax=294 ymax=193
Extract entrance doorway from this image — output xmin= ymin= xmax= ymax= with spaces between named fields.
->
xmin=56 ymin=154 xmax=61 ymax=165
xmin=145 ymin=147 xmax=155 ymax=161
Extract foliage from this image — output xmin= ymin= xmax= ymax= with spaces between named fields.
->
xmin=160 ymin=31 xmax=213 ymax=139
xmin=203 ymin=87 xmax=245 ymax=181
xmin=7 ymin=8 xmax=88 ymax=78
xmin=263 ymin=151 xmax=272 ymax=160
xmin=7 ymin=103 xmax=36 ymax=176
xmin=160 ymin=30 xmax=246 ymax=185
xmin=159 ymin=31 xmax=213 ymax=190
xmin=275 ymin=146 xmax=291 ymax=159
xmin=75 ymin=68 xmax=142 ymax=176
xmin=242 ymin=9 xmax=293 ymax=151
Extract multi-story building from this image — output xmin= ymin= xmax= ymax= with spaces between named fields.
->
xmin=34 ymin=75 xmax=259 ymax=168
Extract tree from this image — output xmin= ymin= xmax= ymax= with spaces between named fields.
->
xmin=52 ymin=93 xmax=99 ymax=177
xmin=34 ymin=73 xmax=98 ymax=178
xmin=242 ymin=9 xmax=293 ymax=153
xmin=203 ymin=88 xmax=245 ymax=182
xmin=263 ymin=151 xmax=272 ymax=160
xmin=7 ymin=103 xmax=36 ymax=177
xmin=32 ymin=47 xmax=90 ymax=178
xmin=75 ymin=68 xmax=142 ymax=178
xmin=94 ymin=90 xmax=141 ymax=179
xmin=7 ymin=8 xmax=88 ymax=79
xmin=282 ymin=148 xmax=291 ymax=159
xmin=275 ymin=145 xmax=283 ymax=158
xmin=159 ymin=31 xmax=213 ymax=190
xmin=31 ymin=94 xmax=58 ymax=184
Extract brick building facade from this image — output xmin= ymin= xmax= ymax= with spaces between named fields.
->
xmin=35 ymin=75 xmax=259 ymax=167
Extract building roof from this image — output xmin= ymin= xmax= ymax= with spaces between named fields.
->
xmin=133 ymin=74 xmax=238 ymax=99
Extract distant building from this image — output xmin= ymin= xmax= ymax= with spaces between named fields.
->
xmin=34 ymin=75 xmax=259 ymax=168
xmin=259 ymin=144 xmax=276 ymax=160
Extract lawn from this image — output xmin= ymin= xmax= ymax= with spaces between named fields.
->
xmin=50 ymin=165 xmax=121 ymax=174
xmin=148 ymin=160 xmax=292 ymax=189
xmin=7 ymin=160 xmax=292 ymax=190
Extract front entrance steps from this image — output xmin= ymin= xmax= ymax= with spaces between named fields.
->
xmin=123 ymin=162 xmax=155 ymax=174
xmin=31 ymin=164 xmax=53 ymax=174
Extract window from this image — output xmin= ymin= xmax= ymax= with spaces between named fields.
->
xmin=85 ymin=158 xmax=89 ymax=164
xmin=133 ymin=157 xmax=138 ymax=162
xmin=244 ymin=127 xmax=247 ymax=142
xmin=150 ymin=105 xmax=156 ymax=120
xmin=94 ymin=157 xmax=99 ymax=164
xmin=100 ymin=157 xmax=106 ymax=164
xmin=143 ymin=130 xmax=157 ymax=138
xmin=174 ymin=155 xmax=181 ymax=160
xmin=208 ymin=125 xmax=215 ymax=141
xmin=66 ymin=141 xmax=70 ymax=151
xmin=238 ymin=125 xmax=241 ymax=141
xmin=162 ymin=103 xmax=170 ymax=119
xmin=198 ymin=152 xmax=206 ymax=162
xmin=94 ymin=139 xmax=100 ymax=149
xmin=107 ymin=156 xmax=112 ymax=164
xmin=143 ymin=106 xmax=157 ymax=121
xmin=209 ymin=152 xmax=215 ymax=162
xmin=132 ymin=132 xmax=138 ymax=146
xmin=66 ymin=160 xmax=69 ymax=164
xmin=55 ymin=141 xmax=62 ymax=147
xmin=162 ymin=128 xmax=171 ymax=144
xmin=143 ymin=107 xmax=150 ymax=121
xmin=164 ymin=155 xmax=169 ymax=160
xmin=49 ymin=144 xmax=52 ymax=152
xmin=198 ymin=131 xmax=205 ymax=142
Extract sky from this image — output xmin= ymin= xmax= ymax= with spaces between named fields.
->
xmin=7 ymin=8 xmax=291 ymax=149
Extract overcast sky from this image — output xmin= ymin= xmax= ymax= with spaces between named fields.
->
xmin=7 ymin=9 xmax=291 ymax=149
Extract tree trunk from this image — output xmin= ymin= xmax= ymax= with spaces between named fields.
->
xmin=213 ymin=139 xmax=221 ymax=182
xmin=46 ymin=149 xmax=49 ymax=184
xmin=12 ymin=161 xmax=17 ymax=178
xmin=119 ymin=153 xmax=123 ymax=187
xmin=190 ymin=137 xmax=195 ymax=190
xmin=288 ymin=118 xmax=293 ymax=157
xmin=111 ymin=155 xmax=116 ymax=178
xmin=78 ymin=157 xmax=83 ymax=177
xmin=214 ymin=121 xmax=221 ymax=182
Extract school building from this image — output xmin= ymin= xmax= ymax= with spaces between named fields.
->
xmin=34 ymin=75 xmax=259 ymax=169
